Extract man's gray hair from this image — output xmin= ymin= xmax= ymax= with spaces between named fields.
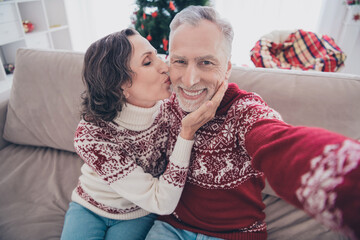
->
xmin=169 ymin=5 xmax=234 ymax=59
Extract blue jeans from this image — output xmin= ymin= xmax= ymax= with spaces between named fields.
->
xmin=145 ymin=220 xmax=224 ymax=240
xmin=61 ymin=202 xmax=157 ymax=240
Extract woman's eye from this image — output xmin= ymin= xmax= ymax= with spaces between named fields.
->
xmin=143 ymin=61 xmax=151 ymax=66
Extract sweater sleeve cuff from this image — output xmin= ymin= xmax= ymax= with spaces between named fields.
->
xmin=169 ymin=135 xmax=194 ymax=167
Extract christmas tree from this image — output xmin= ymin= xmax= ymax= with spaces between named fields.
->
xmin=132 ymin=0 xmax=210 ymax=54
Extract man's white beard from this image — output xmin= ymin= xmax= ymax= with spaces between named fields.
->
xmin=171 ymin=84 xmax=212 ymax=112
xmin=177 ymin=97 xmax=203 ymax=113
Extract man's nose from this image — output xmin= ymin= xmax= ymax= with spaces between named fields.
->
xmin=183 ymin=64 xmax=200 ymax=88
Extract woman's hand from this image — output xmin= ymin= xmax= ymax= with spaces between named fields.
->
xmin=180 ymin=81 xmax=228 ymax=140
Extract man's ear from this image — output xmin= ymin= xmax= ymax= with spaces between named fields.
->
xmin=225 ymin=60 xmax=232 ymax=81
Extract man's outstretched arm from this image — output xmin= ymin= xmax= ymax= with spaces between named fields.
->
xmin=245 ymin=118 xmax=360 ymax=240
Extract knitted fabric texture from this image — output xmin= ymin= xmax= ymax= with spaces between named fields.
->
xmin=159 ymin=83 xmax=282 ymax=240
xmin=158 ymin=83 xmax=360 ymax=240
xmin=247 ymin=119 xmax=360 ymax=240
xmin=72 ymin=102 xmax=194 ymax=220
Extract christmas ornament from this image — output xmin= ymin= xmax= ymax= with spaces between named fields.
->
xmin=22 ymin=20 xmax=34 ymax=33
xmin=143 ymin=13 xmax=147 ymax=20
xmin=169 ymin=1 xmax=176 ymax=11
xmin=151 ymin=11 xmax=158 ymax=18
xmin=347 ymin=0 xmax=360 ymax=5
xmin=141 ymin=24 xmax=144 ymax=29
xmin=146 ymin=34 xmax=152 ymax=41
xmin=3 ymin=63 xmax=15 ymax=74
xmin=354 ymin=13 xmax=360 ymax=21
xmin=162 ymin=38 xmax=169 ymax=51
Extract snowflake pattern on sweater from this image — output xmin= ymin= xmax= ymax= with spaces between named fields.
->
xmin=296 ymin=139 xmax=360 ymax=239
xmin=159 ymin=84 xmax=360 ymax=240
xmin=158 ymin=84 xmax=283 ymax=239
xmin=187 ymin=93 xmax=282 ymax=189
xmin=74 ymin=118 xmax=169 ymax=183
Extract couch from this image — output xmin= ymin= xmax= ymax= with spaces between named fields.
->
xmin=1 ymin=48 xmax=359 ymax=240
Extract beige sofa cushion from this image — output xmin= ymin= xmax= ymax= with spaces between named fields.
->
xmin=0 ymin=144 xmax=82 ymax=240
xmin=230 ymin=66 xmax=360 ymax=140
xmin=3 ymin=48 xmax=84 ymax=152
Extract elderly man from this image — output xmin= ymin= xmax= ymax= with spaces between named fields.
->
xmin=146 ymin=5 xmax=360 ymax=240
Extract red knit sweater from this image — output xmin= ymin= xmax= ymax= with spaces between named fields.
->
xmin=158 ymin=83 xmax=360 ymax=240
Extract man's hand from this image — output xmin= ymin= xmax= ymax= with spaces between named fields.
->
xmin=180 ymin=81 xmax=228 ymax=140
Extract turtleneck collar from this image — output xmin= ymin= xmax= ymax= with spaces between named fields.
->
xmin=113 ymin=101 xmax=162 ymax=131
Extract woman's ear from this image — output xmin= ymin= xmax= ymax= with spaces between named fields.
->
xmin=123 ymin=90 xmax=130 ymax=99
xmin=122 ymin=82 xmax=131 ymax=99
xmin=121 ymin=81 xmax=131 ymax=99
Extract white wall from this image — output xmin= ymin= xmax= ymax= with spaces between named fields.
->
xmin=64 ymin=0 xmax=134 ymax=52
xmin=317 ymin=0 xmax=360 ymax=75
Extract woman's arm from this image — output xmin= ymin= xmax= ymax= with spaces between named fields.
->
xmin=74 ymin=123 xmax=193 ymax=215
xmin=108 ymin=135 xmax=193 ymax=215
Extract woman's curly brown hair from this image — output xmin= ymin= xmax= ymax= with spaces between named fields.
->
xmin=81 ymin=28 xmax=137 ymax=122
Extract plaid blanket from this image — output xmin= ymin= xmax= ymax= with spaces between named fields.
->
xmin=250 ymin=29 xmax=346 ymax=72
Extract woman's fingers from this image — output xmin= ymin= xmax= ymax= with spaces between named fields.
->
xmin=197 ymin=80 xmax=227 ymax=120
xmin=209 ymin=80 xmax=228 ymax=108
xmin=187 ymin=80 xmax=227 ymax=122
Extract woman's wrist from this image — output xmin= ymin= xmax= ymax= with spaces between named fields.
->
xmin=179 ymin=127 xmax=195 ymax=140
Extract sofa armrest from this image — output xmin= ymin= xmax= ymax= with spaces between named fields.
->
xmin=0 ymin=89 xmax=10 ymax=150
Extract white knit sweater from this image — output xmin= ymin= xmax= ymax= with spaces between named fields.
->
xmin=72 ymin=101 xmax=194 ymax=220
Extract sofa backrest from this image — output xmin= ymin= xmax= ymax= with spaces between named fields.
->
xmin=3 ymin=48 xmax=360 ymax=153
xmin=230 ymin=66 xmax=360 ymax=140
xmin=3 ymin=48 xmax=84 ymax=152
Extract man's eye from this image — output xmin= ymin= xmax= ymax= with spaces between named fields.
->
xmin=174 ymin=60 xmax=186 ymax=64
xmin=202 ymin=60 xmax=213 ymax=65
xmin=144 ymin=61 xmax=151 ymax=66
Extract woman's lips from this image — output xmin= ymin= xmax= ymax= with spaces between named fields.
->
xmin=164 ymin=76 xmax=171 ymax=84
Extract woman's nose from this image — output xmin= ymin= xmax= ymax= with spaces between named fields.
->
xmin=158 ymin=58 xmax=169 ymax=74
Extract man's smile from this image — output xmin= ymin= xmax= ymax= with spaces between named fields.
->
xmin=180 ymin=88 xmax=207 ymax=100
